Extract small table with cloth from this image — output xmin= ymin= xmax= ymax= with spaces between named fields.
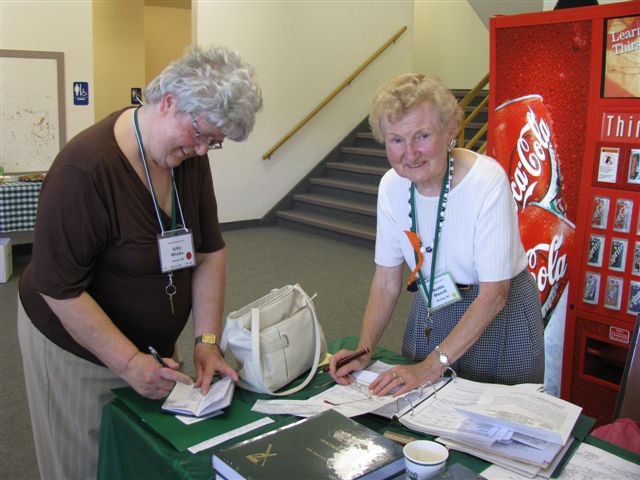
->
xmin=0 ymin=178 xmax=42 ymax=244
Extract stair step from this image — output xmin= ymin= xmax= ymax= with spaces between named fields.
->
xmin=273 ymin=87 xmax=488 ymax=246
xmin=354 ymin=131 xmax=384 ymax=150
xmin=309 ymin=177 xmax=378 ymax=195
xmin=452 ymin=89 xmax=489 ymax=106
xmin=341 ymin=146 xmax=387 ymax=158
xmin=357 ymin=131 xmax=375 ymax=140
xmin=452 ymin=88 xmax=488 ymax=95
xmin=325 ymin=162 xmax=388 ymax=177
xmin=276 ymin=210 xmax=375 ymax=241
xmin=292 ymin=193 xmax=376 ymax=217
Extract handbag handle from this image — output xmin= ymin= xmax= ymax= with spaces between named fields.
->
xmin=249 ymin=284 xmax=323 ymax=396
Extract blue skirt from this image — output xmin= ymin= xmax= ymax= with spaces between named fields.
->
xmin=402 ymin=269 xmax=545 ymax=385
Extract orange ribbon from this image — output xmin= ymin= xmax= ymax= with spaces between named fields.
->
xmin=404 ymin=230 xmax=424 ymax=286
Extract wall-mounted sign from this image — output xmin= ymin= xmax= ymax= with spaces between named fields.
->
xmin=73 ymin=81 xmax=89 ymax=106
xmin=602 ymin=15 xmax=640 ymax=98
xmin=131 ymin=87 xmax=142 ymax=105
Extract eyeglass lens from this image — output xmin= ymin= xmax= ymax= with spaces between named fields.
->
xmin=190 ymin=113 xmax=223 ymax=150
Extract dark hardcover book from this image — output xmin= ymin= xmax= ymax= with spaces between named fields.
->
xmin=431 ymin=463 xmax=488 ymax=479
xmin=212 ymin=409 xmax=405 ymax=480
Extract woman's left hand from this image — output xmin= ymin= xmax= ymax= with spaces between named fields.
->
xmin=193 ymin=344 xmax=239 ymax=394
xmin=368 ymin=363 xmax=438 ymax=397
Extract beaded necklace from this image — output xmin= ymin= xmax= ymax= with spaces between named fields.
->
xmin=406 ymin=151 xmax=454 ymax=343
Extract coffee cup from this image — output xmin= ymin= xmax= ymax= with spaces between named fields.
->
xmin=403 ymin=440 xmax=449 ymax=480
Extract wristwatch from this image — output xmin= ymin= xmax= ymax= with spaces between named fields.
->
xmin=434 ymin=345 xmax=450 ymax=368
xmin=195 ymin=332 xmax=217 ymax=346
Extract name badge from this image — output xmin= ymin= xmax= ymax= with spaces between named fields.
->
xmin=157 ymin=228 xmax=196 ymax=273
xmin=418 ymin=272 xmax=462 ymax=311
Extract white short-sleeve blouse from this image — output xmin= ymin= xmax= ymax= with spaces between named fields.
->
xmin=374 ymin=151 xmax=528 ymax=284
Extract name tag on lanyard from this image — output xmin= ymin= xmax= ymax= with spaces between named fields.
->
xmin=418 ymin=272 xmax=462 ymax=311
xmin=157 ymin=228 xmax=196 ymax=273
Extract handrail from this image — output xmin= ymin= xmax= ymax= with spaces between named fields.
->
xmin=457 ymin=73 xmax=489 ymax=154
xmin=263 ymin=26 xmax=408 ymax=160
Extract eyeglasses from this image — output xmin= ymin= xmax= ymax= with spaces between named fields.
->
xmin=189 ymin=112 xmax=223 ymax=150
xmin=322 ymin=378 xmax=372 ymax=406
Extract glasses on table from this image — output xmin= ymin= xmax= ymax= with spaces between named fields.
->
xmin=322 ymin=377 xmax=373 ymax=406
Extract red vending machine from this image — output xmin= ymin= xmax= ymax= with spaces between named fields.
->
xmin=490 ymin=1 xmax=639 ymax=425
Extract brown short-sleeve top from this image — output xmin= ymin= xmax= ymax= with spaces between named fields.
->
xmin=19 ymin=109 xmax=225 ymax=364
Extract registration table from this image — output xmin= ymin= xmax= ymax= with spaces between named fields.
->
xmin=97 ymin=337 xmax=637 ymax=480
xmin=0 ymin=178 xmax=42 ymax=233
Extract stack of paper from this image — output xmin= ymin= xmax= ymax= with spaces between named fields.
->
xmin=250 ymin=360 xmax=585 ymax=478
xmin=393 ymin=378 xmax=583 ymax=478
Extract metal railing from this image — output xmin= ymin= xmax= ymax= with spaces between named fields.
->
xmin=457 ymin=73 xmax=489 ymax=154
xmin=263 ymin=26 xmax=408 ymax=160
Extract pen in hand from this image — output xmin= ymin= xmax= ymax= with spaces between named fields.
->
xmin=148 ymin=346 xmax=169 ymax=368
xmin=335 ymin=347 xmax=371 ymax=370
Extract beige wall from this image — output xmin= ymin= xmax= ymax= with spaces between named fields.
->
xmin=144 ymin=3 xmax=192 ymax=83
xmin=92 ymin=0 xmax=192 ymax=122
xmin=92 ymin=0 xmax=145 ymax=122
xmin=413 ymin=1 xmax=490 ymax=88
xmin=0 ymin=0 xmax=94 ymax=142
xmin=5 ymin=0 xmax=628 ymax=221
xmin=194 ymin=1 xmax=413 ymax=222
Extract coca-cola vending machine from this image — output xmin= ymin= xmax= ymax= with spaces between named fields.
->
xmin=490 ymin=1 xmax=639 ymax=425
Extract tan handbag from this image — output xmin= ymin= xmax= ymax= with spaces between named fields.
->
xmin=221 ymin=284 xmax=327 ymax=396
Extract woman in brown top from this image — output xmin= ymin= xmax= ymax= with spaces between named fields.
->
xmin=18 ymin=45 xmax=262 ymax=480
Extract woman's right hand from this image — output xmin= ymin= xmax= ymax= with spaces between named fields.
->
xmin=328 ymin=348 xmax=372 ymax=384
xmin=122 ymin=352 xmax=193 ymax=399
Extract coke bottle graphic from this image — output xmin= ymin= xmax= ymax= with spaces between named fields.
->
xmin=495 ymin=95 xmax=575 ymax=324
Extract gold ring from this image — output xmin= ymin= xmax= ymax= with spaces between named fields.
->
xmin=392 ymin=371 xmax=398 ymax=379
xmin=398 ymin=376 xmax=404 ymax=384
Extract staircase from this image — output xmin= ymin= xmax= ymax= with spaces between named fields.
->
xmin=273 ymin=89 xmax=489 ymax=247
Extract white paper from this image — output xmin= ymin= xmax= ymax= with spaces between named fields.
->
xmin=397 ymin=378 xmax=576 ymax=469
xmin=162 ymin=376 xmax=234 ymax=417
xmin=439 ymin=437 xmax=541 ymax=478
xmin=455 ymin=386 xmax=582 ymax=445
xmin=598 ymin=147 xmax=620 ymax=183
xmin=252 ymin=361 xmax=405 ymax=418
xmin=481 ymin=442 xmax=640 ymax=480
xmin=188 ymin=417 xmax=275 ymax=454
xmin=252 ymin=399 xmax=331 ymax=417
xmin=176 ymin=410 xmax=223 ymax=425
xmin=557 ymin=442 xmax=640 ymax=479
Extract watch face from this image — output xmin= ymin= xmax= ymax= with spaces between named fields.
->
xmin=202 ymin=333 xmax=217 ymax=344
xmin=439 ymin=353 xmax=449 ymax=366
xmin=435 ymin=346 xmax=449 ymax=367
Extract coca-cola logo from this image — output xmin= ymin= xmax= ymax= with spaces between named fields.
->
xmin=527 ymin=232 xmax=568 ymax=294
xmin=510 ymin=107 xmax=553 ymax=210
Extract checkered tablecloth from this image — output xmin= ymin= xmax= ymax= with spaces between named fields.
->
xmin=0 ymin=180 xmax=42 ymax=232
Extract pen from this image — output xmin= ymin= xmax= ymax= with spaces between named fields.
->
xmin=335 ymin=347 xmax=371 ymax=370
xmin=148 ymin=346 xmax=169 ymax=368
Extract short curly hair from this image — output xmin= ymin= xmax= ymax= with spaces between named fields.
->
xmin=143 ymin=45 xmax=263 ymax=142
xmin=369 ymin=73 xmax=461 ymax=144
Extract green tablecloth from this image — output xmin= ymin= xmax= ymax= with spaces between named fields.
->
xmin=97 ymin=336 xmax=635 ymax=480
xmin=97 ymin=337 xmax=484 ymax=479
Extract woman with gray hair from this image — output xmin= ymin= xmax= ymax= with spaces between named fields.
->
xmin=18 ymin=45 xmax=262 ymax=479
xmin=329 ymin=73 xmax=544 ymax=394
